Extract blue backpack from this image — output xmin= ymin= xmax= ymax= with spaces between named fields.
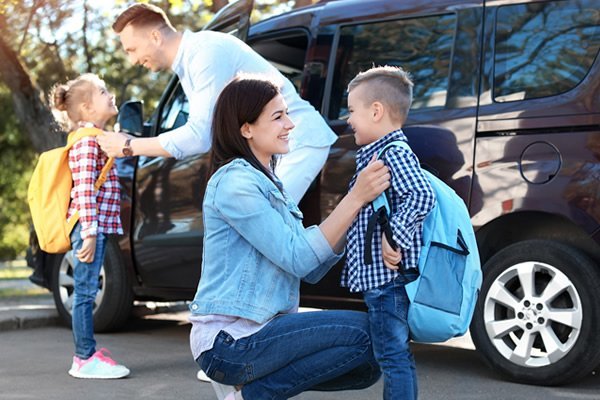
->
xmin=368 ymin=140 xmax=482 ymax=343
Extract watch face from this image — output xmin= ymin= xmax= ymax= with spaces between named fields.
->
xmin=123 ymin=139 xmax=133 ymax=157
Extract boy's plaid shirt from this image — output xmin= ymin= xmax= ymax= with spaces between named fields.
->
xmin=341 ymin=129 xmax=436 ymax=293
xmin=67 ymin=136 xmax=123 ymax=239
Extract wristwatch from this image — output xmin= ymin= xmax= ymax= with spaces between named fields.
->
xmin=122 ymin=138 xmax=133 ymax=157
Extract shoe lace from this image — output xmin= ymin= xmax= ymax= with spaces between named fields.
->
xmin=95 ymin=348 xmax=118 ymax=366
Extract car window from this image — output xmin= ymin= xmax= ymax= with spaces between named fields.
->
xmin=494 ymin=0 xmax=600 ymax=102
xmin=250 ymin=31 xmax=309 ymax=93
xmin=329 ymin=13 xmax=456 ymax=120
xmin=158 ymin=84 xmax=189 ymax=134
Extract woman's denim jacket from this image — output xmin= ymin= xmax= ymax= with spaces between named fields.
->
xmin=189 ymin=159 xmax=342 ymax=324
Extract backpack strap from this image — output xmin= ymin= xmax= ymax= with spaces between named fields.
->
xmin=94 ymin=158 xmax=115 ymax=190
xmin=363 ymin=140 xmax=406 ymax=265
xmin=364 ymin=207 xmax=396 ymax=264
xmin=67 ymin=128 xmax=116 ymax=189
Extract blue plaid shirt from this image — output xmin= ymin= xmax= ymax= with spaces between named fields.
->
xmin=341 ymin=129 xmax=436 ymax=293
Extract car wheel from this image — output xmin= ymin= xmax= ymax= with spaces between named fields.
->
xmin=51 ymin=240 xmax=134 ymax=332
xmin=470 ymin=239 xmax=600 ymax=385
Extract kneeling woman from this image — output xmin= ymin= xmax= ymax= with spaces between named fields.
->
xmin=189 ymin=75 xmax=389 ymax=400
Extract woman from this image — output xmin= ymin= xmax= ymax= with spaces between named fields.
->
xmin=189 ymin=75 xmax=389 ymax=400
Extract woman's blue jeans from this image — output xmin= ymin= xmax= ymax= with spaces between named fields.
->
xmin=70 ymin=223 xmax=107 ymax=359
xmin=363 ymin=276 xmax=418 ymax=400
xmin=197 ymin=310 xmax=381 ymax=400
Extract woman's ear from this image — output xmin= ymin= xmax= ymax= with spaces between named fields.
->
xmin=240 ymin=122 xmax=253 ymax=139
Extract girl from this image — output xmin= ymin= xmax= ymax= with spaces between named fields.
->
xmin=189 ymin=75 xmax=390 ymax=400
xmin=50 ymin=74 xmax=129 ymax=379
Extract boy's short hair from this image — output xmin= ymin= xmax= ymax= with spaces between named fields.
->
xmin=348 ymin=66 xmax=414 ymax=123
xmin=113 ymin=3 xmax=174 ymax=33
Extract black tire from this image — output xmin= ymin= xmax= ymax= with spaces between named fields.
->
xmin=470 ymin=239 xmax=600 ymax=385
xmin=50 ymin=239 xmax=134 ymax=332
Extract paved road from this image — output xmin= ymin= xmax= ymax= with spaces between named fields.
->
xmin=1 ymin=311 xmax=599 ymax=400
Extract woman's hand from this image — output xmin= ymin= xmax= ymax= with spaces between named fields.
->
xmin=77 ymin=236 xmax=97 ymax=263
xmin=319 ymin=156 xmax=389 ymax=251
xmin=351 ymin=155 xmax=391 ymax=205
xmin=382 ymin=233 xmax=402 ymax=270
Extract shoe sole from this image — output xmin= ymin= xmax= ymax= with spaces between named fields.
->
xmin=68 ymin=369 xmax=130 ymax=379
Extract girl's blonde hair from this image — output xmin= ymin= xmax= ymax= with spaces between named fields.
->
xmin=49 ymin=73 xmax=104 ymax=129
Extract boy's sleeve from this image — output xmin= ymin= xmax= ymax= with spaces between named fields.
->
xmin=68 ymin=137 xmax=99 ymax=239
xmin=385 ymin=147 xmax=436 ymax=250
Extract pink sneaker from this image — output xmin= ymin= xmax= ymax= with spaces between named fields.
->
xmin=68 ymin=348 xmax=130 ymax=379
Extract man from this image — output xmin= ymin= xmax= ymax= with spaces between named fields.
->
xmin=98 ymin=3 xmax=337 ymax=203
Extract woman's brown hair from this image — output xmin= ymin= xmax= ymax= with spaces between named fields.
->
xmin=209 ymin=75 xmax=282 ymax=185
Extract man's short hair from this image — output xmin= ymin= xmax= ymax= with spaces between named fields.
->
xmin=113 ymin=3 xmax=174 ymax=33
xmin=348 ymin=66 xmax=414 ymax=123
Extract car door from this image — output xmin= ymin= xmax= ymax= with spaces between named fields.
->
xmin=307 ymin=0 xmax=484 ymax=307
xmin=321 ymin=0 xmax=484 ymax=211
xmin=473 ymin=0 xmax=600 ymax=233
xmin=132 ymin=0 xmax=254 ymax=291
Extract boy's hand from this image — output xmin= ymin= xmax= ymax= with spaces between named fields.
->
xmin=352 ymin=155 xmax=390 ymax=204
xmin=382 ymin=233 xmax=402 ymax=270
xmin=77 ymin=236 xmax=97 ymax=263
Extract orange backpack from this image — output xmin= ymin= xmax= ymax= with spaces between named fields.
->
xmin=28 ymin=127 xmax=114 ymax=253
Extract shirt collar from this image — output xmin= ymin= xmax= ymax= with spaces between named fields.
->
xmin=356 ymin=129 xmax=407 ymax=165
xmin=171 ymin=30 xmax=192 ymax=74
xmin=78 ymin=121 xmax=98 ymax=129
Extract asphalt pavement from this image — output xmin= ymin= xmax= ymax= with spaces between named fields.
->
xmin=1 ymin=264 xmax=600 ymax=399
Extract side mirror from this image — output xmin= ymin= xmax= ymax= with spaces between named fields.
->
xmin=117 ymin=100 xmax=144 ymax=136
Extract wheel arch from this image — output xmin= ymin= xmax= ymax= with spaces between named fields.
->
xmin=475 ymin=211 xmax=600 ymax=267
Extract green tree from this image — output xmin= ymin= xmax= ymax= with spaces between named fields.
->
xmin=0 ymin=86 xmax=35 ymax=260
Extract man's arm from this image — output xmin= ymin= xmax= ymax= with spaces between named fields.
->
xmin=97 ymin=131 xmax=173 ymax=158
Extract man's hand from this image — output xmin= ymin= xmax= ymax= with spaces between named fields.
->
xmin=382 ymin=233 xmax=402 ymax=271
xmin=98 ymin=130 xmax=130 ymax=158
xmin=77 ymin=236 xmax=97 ymax=263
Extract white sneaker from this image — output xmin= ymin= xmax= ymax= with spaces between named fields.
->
xmin=197 ymin=369 xmax=211 ymax=382
xmin=224 ymin=391 xmax=243 ymax=400
xmin=210 ymin=380 xmax=237 ymax=400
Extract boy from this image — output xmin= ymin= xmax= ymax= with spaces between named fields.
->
xmin=341 ymin=66 xmax=436 ymax=400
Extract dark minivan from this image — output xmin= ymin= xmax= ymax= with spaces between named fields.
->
xmin=29 ymin=0 xmax=600 ymax=386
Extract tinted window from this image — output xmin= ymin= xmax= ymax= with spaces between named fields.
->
xmin=329 ymin=14 xmax=456 ymax=120
xmin=250 ymin=32 xmax=309 ymax=93
xmin=158 ymin=84 xmax=189 ymax=134
xmin=494 ymin=0 xmax=600 ymax=102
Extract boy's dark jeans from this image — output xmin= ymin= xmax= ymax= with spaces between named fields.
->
xmin=363 ymin=274 xmax=418 ymax=400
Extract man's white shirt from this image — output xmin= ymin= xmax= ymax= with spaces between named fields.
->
xmin=159 ymin=30 xmax=337 ymax=160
